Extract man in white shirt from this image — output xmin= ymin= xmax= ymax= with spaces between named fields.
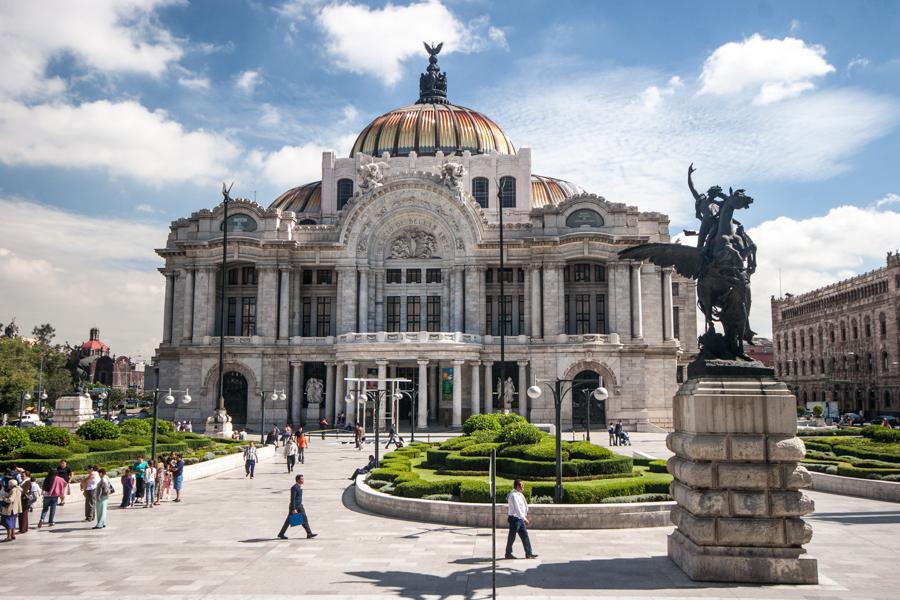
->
xmin=505 ymin=479 xmax=537 ymax=559
xmin=81 ymin=465 xmax=101 ymax=522
xmin=244 ymin=442 xmax=258 ymax=479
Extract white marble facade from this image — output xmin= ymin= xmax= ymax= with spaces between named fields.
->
xmin=152 ymin=90 xmax=697 ymax=433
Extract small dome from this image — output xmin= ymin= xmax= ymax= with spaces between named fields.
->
xmin=271 ymin=181 xmax=321 ymax=213
xmin=531 ymin=175 xmax=585 ymax=208
xmin=351 ymin=103 xmax=515 ymax=158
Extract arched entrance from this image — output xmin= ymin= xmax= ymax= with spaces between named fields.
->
xmin=572 ymin=370 xmax=606 ymax=429
xmin=223 ymin=371 xmax=248 ymax=427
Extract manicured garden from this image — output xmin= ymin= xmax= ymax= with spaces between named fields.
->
xmin=366 ymin=413 xmax=672 ymax=504
xmin=799 ymin=425 xmax=900 ymax=481
xmin=0 ymin=419 xmax=243 ymax=477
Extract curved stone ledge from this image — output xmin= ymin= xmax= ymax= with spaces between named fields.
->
xmin=354 ymin=478 xmax=673 ymax=529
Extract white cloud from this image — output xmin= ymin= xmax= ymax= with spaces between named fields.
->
xmin=748 ymin=202 xmax=900 ymax=337
xmin=790 ymin=19 xmax=801 ymax=33
xmin=0 ymin=197 xmax=165 ymax=357
xmin=875 ymin=192 xmax=900 ymax=209
xmin=259 ymin=103 xmax=282 ymax=127
xmin=484 ymin=67 xmax=899 ymax=222
xmin=312 ymin=0 xmax=505 ymax=85
xmin=248 ymin=144 xmax=329 ymax=188
xmin=178 ymin=75 xmax=211 ymax=90
xmin=235 ymin=70 xmax=261 ymax=93
xmin=698 ymin=34 xmax=835 ymax=105
xmin=640 ymin=76 xmax=683 ymax=110
xmin=135 ymin=203 xmax=164 ymax=214
xmin=847 ymin=56 xmax=870 ymax=74
xmin=0 ymin=99 xmax=241 ymax=185
xmin=0 ymin=0 xmax=183 ymax=100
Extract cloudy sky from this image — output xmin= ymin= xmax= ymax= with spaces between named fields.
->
xmin=1 ymin=0 xmax=899 ymax=357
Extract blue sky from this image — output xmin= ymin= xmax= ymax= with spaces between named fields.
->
xmin=1 ymin=0 xmax=899 ymax=356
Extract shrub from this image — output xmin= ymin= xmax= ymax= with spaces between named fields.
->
xmin=425 ymin=449 xmax=451 ymax=467
xmin=120 ymin=419 xmax=153 ymax=437
xmin=16 ymin=443 xmax=73 ymax=459
xmin=798 ymin=428 xmax=860 ymax=437
xmin=600 ymin=493 xmax=672 ymax=504
xmin=459 ymin=480 xmax=523 ymax=503
xmin=368 ymin=479 xmax=390 ymax=490
xmin=381 ymin=456 xmax=412 ymax=468
xmin=440 ymin=436 xmax=477 ymax=451
xmin=532 ymin=495 xmax=554 ymax=504
xmin=812 ymin=405 xmax=824 ymax=417
xmin=833 ymin=443 xmax=900 ymax=463
xmin=156 ymin=420 xmax=175 ymax=435
xmin=68 ymin=441 xmax=89 ymax=454
xmin=124 ymin=435 xmax=151 ymax=447
xmin=471 ymin=429 xmax=500 ymax=444
xmin=647 ymin=460 xmax=669 ymax=474
xmin=76 ymin=419 xmax=120 ymax=440
xmin=83 ymin=438 xmax=131 ymax=451
xmin=835 ymin=464 xmax=900 ymax=479
xmin=871 ymin=428 xmax=900 ymax=444
xmin=26 ymin=426 xmax=71 ymax=447
xmin=0 ymin=426 xmax=30 ymax=455
xmin=392 ymin=479 xmax=461 ymax=498
xmin=444 ymin=453 xmax=490 ymax=471
xmin=882 ymin=474 xmax=900 ymax=482
xmin=368 ymin=468 xmax=410 ymax=482
xmin=498 ymin=444 xmax=531 ymax=458
xmin=796 ymin=405 xmax=805 ymax=417
xmin=521 ymin=440 xmax=568 ymax=462
xmin=566 ymin=441 xmax=613 ymax=461
xmin=497 ymin=422 xmax=542 ymax=446
xmin=463 ymin=413 xmax=501 ymax=434
xmin=460 ymin=442 xmax=501 ymax=457
xmin=497 ymin=413 xmax=526 ymax=428
xmin=563 ymin=479 xmax=646 ymax=503
xmin=496 ymin=455 xmax=633 ymax=478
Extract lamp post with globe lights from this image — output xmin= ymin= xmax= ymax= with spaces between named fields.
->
xmin=150 ymin=387 xmax=192 ymax=461
xmin=345 ymin=377 xmax=410 ymax=467
xmin=526 ymin=378 xmax=608 ymax=503
xmin=259 ymin=389 xmax=287 ymax=444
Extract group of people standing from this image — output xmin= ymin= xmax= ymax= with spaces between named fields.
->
xmin=119 ymin=453 xmax=185 ymax=509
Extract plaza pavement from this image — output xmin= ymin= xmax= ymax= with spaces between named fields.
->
xmin=3 ymin=431 xmax=899 ymax=600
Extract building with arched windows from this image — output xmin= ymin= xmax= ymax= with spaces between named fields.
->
xmin=772 ymin=251 xmax=900 ymax=418
xmin=151 ymin=49 xmax=697 ymax=433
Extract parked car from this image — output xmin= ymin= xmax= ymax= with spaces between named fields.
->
xmin=840 ymin=413 xmax=865 ymax=426
xmin=869 ymin=416 xmax=900 ymax=428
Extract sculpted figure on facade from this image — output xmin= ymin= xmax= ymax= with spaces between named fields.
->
xmin=389 ymin=230 xmax=437 ymax=259
xmin=306 ymin=377 xmax=324 ymax=407
xmin=503 ymin=377 xmax=516 ymax=410
xmin=357 ymin=161 xmax=388 ymax=194
xmin=439 ymin=161 xmax=466 ymax=190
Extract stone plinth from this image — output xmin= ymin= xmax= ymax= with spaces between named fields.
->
xmin=204 ymin=408 xmax=233 ymax=439
xmin=666 ymin=376 xmax=818 ymax=584
xmin=53 ymin=394 xmax=95 ymax=433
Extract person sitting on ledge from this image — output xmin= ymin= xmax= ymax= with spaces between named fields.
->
xmin=349 ymin=455 xmax=377 ymax=481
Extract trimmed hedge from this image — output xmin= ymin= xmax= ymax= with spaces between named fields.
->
xmin=460 ymin=442 xmax=501 ymax=457
xmin=835 ymin=464 xmax=900 ymax=479
xmin=120 ymin=419 xmax=153 ymax=436
xmin=83 ymin=438 xmax=132 ymax=451
xmin=647 ymin=460 xmax=669 ymax=474
xmin=392 ymin=479 xmax=461 ymax=498
xmin=498 ymin=413 xmax=527 ymax=428
xmin=445 ymin=453 xmax=491 ymax=471
xmin=463 ymin=413 xmax=501 ymax=434
xmin=497 ymin=422 xmax=542 ymax=446
xmin=833 ymin=444 xmax=900 ymax=463
xmin=459 ymin=480 xmax=523 ymax=503
xmin=521 ymin=441 xmax=568 ymax=462
xmin=870 ymin=428 xmax=900 ymax=443
xmin=368 ymin=468 xmax=410 ymax=483
xmin=454 ymin=477 xmax=667 ymax=504
xmin=496 ymin=455 xmax=633 ymax=478
xmin=425 ymin=449 xmax=451 ymax=467
xmin=0 ymin=426 xmax=30 ymax=455
xmin=471 ymin=429 xmax=501 ymax=444
xmin=77 ymin=419 xmax=120 ymax=440
xmin=16 ymin=443 xmax=73 ymax=459
xmin=565 ymin=441 xmax=613 ymax=460
xmin=797 ymin=428 xmax=860 ymax=437
xmin=600 ymin=493 xmax=672 ymax=504
xmin=440 ymin=436 xmax=478 ymax=451
xmin=25 ymin=426 xmax=72 ymax=447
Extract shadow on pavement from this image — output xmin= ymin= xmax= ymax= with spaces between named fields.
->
xmin=347 ymin=556 xmax=738 ymax=600
xmin=809 ymin=510 xmax=900 ymax=525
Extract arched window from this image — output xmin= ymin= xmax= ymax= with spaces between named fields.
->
xmin=801 ymin=360 xmax=806 ymax=376
xmin=883 ymin=351 xmax=890 ymax=371
xmin=880 ymin=313 xmax=887 ymax=338
xmin=298 ymin=218 xmax=317 ymax=225
xmin=499 ymin=176 xmax=516 ymax=208
xmin=829 ymin=327 xmax=835 ymax=343
xmin=337 ymin=178 xmax=354 ymax=210
xmin=566 ymin=209 xmax=604 ymax=228
xmin=864 ymin=317 xmax=872 ymax=338
xmin=852 ymin=319 xmax=858 ymax=340
xmin=791 ymin=331 xmax=796 ymax=351
xmin=809 ymin=330 xmax=814 ymax=352
xmin=471 ymin=177 xmax=489 ymax=208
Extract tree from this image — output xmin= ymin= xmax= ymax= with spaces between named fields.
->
xmin=32 ymin=323 xmax=56 ymax=346
xmin=0 ymin=336 xmax=38 ymax=415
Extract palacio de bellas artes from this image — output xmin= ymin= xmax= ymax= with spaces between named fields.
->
xmin=153 ymin=47 xmax=698 ymax=436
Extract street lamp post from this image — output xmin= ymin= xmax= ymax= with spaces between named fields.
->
xmin=150 ymin=388 xmax=191 ymax=462
xmin=527 ymin=379 xmax=608 ymax=503
xmin=345 ymin=377 xmax=410 ymax=466
xmin=258 ymin=389 xmax=287 ymax=444
xmin=19 ymin=391 xmax=31 ymax=420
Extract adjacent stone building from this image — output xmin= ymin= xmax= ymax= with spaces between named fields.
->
xmin=152 ymin=50 xmax=697 ymax=432
xmin=771 ymin=251 xmax=900 ymax=417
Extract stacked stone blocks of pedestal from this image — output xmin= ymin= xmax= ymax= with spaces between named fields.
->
xmin=666 ymin=376 xmax=818 ymax=584
xmin=53 ymin=395 xmax=96 ymax=433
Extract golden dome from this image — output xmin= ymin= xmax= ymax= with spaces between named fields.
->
xmin=350 ymin=103 xmax=515 ymax=158
xmin=271 ymin=181 xmax=321 ymax=213
xmin=531 ymin=175 xmax=585 ymax=208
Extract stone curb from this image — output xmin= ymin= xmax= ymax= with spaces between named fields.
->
xmin=810 ymin=471 xmax=900 ymax=503
xmin=354 ymin=477 xmax=673 ymax=529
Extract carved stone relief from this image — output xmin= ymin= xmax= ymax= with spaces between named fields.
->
xmin=389 ymin=230 xmax=438 ymax=259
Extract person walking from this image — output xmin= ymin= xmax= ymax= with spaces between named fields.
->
xmin=318 ymin=417 xmax=328 ymax=440
xmin=132 ymin=455 xmax=148 ymax=503
xmin=298 ymin=432 xmax=308 ymax=464
xmin=154 ymin=456 xmax=165 ymax=505
xmin=19 ymin=470 xmax=38 ymax=534
xmin=276 ymin=474 xmax=316 ymax=540
xmin=56 ymin=459 xmax=72 ymax=506
xmin=284 ymin=436 xmax=298 ymax=472
xmin=120 ymin=468 xmax=135 ymax=508
xmin=354 ymin=422 xmax=364 ymax=450
xmin=80 ymin=465 xmax=100 ymax=521
xmin=93 ymin=468 xmax=112 ymax=529
xmin=161 ymin=456 xmax=173 ymax=502
xmin=385 ymin=423 xmax=400 ymax=449
xmin=1 ymin=479 xmax=23 ymax=542
xmin=505 ymin=479 xmax=537 ymax=560
xmin=244 ymin=442 xmax=258 ymax=478
xmin=38 ymin=469 xmax=66 ymax=528
xmin=349 ymin=455 xmax=377 ymax=481
xmin=144 ymin=461 xmax=156 ymax=508
xmin=172 ymin=454 xmax=185 ymax=502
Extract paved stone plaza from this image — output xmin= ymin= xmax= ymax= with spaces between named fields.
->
xmin=4 ymin=433 xmax=899 ymax=599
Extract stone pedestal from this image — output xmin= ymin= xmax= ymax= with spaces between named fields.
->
xmin=204 ymin=408 xmax=234 ymax=439
xmin=666 ymin=376 xmax=818 ymax=584
xmin=53 ymin=395 xmax=96 ymax=433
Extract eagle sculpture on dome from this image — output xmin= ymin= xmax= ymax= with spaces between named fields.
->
xmin=424 ymin=41 xmax=443 ymax=56
xmin=619 ymin=164 xmax=762 ymax=372
xmin=418 ymin=41 xmax=448 ymax=104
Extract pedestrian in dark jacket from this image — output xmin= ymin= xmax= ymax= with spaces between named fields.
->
xmin=349 ymin=455 xmax=377 ymax=481
xmin=277 ymin=474 xmax=317 ymax=540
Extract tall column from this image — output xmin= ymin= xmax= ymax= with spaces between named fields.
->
xmin=374 ymin=270 xmax=385 ymax=331
xmin=417 ymin=359 xmax=429 ymax=429
xmin=430 ymin=364 xmax=439 ymax=423
xmin=162 ymin=271 xmax=175 ymax=343
xmin=292 ymin=266 xmax=303 ymax=337
xmin=181 ymin=267 xmax=195 ymax=342
xmin=662 ymin=267 xmax=675 ymax=340
xmin=291 ymin=361 xmax=303 ymax=427
xmin=464 ymin=266 xmax=478 ymax=334
xmin=476 ymin=266 xmax=487 ymax=336
xmin=191 ymin=267 xmax=209 ymax=340
xmin=470 ymin=361 xmax=481 ymax=416
xmin=278 ymin=268 xmax=290 ymax=340
xmin=614 ymin=262 xmax=632 ymax=336
xmin=325 ymin=362 xmax=336 ymax=424
xmin=441 ymin=270 xmax=451 ymax=331
xmin=542 ymin=263 xmax=562 ymax=337
xmin=337 ymin=267 xmax=357 ymax=334
xmin=377 ymin=359 xmax=388 ymax=430
xmin=343 ymin=361 xmax=355 ymax=424
xmin=358 ymin=268 xmax=369 ymax=333
xmin=333 ymin=363 xmax=344 ymax=424
xmin=529 ymin=265 xmax=542 ymax=337
xmin=452 ymin=359 xmax=464 ymax=427
xmin=256 ymin=266 xmax=278 ymax=338
xmin=631 ymin=262 xmax=644 ymax=339
xmin=518 ymin=360 xmax=529 ymax=419
xmin=453 ymin=266 xmax=464 ymax=332
xmin=607 ymin=261 xmax=618 ymax=334
xmin=482 ymin=360 xmax=494 ymax=413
